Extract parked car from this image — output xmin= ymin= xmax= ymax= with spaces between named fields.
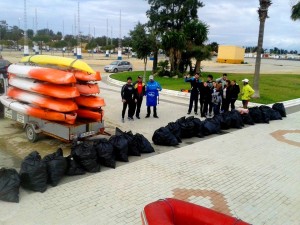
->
xmin=104 ymin=60 xmax=133 ymax=73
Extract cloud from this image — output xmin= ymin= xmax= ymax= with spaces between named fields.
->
xmin=1 ymin=0 xmax=300 ymax=50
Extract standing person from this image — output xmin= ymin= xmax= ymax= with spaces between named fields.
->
xmin=121 ymin=77 xmax=136 ymax=122
xmin=216 ymin=73 xmax=228 ymax=89
xmin=145 ymin=75 xmax=162 ymax=118
xmin=221 ymin=80 xmax=231 ymax=112
xmin=199 ymin=82 xmax=212 ymax=117
xmin=133 ymin=75 xmax=146 ymax=119
xmin=229 ymin=80 xmax=240 ymax=110
xmin=241 ymin=78 xmax=255 ymax=109
xmin=206 ymin=74 xmax=214 ymax=116
xmin=211 ymin=81 xmax=222 ymax=116
xmin=184 ymin=73 xmax=201 ymax=115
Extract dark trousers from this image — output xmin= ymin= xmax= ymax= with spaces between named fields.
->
xmin=122 ymin=99 xmax=135 ymax=118
xmin=242 ymin=100 xmax=249 ymax=109
xmin=147 ymin=106 xmax=157 ymax=116
xmin=199 ymin=98 xmax=204 ymax=115
xmin=201 ymin=99 xmax=209 ymax=116
xmin=135 ymin=96 xmax=143 ymax=117
xmin=230 ymin=98 xmax=237 ymax=110
xmin=221 ymin=98 xmax=230 ymax=112
xmin=212 ymin=103 xmax=221 ymax=115
xmin=188 ymin=92 xmax=199 ymax=113
xmin=208 ymin=102 xmax=213 ymax=114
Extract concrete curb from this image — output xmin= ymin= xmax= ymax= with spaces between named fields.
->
xmin=107 ymin=74 xmax=300 ymax=109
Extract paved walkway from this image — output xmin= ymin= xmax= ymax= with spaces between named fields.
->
xmin=1 ymin=74 xmax=300 ymax=225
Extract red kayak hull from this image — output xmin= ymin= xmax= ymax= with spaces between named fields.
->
xmin=75 ymin=96 xmax=106 ymax=108
xmin=142 ymin=198 xmax=250 ymax=225
xmin=76 ymin=109 xmax=104 ymax=122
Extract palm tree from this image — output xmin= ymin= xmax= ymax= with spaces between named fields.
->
xmin=253 ymin=0 xmax=272 ymax=98
xmin=291 ymin=1 xmax=300 ymax=21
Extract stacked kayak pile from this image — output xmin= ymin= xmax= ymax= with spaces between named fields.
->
xmin=0 ymin=55 xmax=105 ymax=124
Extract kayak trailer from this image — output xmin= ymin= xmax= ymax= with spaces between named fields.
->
xmin=3 ymin=106 xmax=105 ymax=143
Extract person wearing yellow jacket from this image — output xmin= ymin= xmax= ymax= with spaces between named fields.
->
xmin=241 ymin=78 xmax=255 ymax=109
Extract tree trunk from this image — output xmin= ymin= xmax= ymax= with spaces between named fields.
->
xmin=253 ymin=18 xmax=266 ymax=98
xmin=143 ymin=57 xmax=148 ymax=83
xmin=195 ymin=60 xmax=201 ymax=74
xmin=152 ymin=49 xmax=158 ymax=73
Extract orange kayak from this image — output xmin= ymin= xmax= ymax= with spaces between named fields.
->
xmin=74 ymin=71 xmax=101 ymax=81
xmin=0 ymin=96 xmax=77 ymax=124
xmin=75 ymin=96 xmax=106 ymax=108
xmin=7 ymin=87 xmax=78 ymax=112
xmin=76 ymin=109 xmax=103 ymax=122
xmin=8 ymin=64 xmax=76 ymax=84
xmin=9 ymin=75 xmax=80 ymax=99
xmin=76 ymin=83 xmax=100 ymax=95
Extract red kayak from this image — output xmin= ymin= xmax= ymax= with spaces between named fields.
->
xmin=141 ymin=198 xmax=250 ymax=225
xmin=8 ymin=64 xmax=76 ymax=84
xmin=76 ymin=109 xmax=104 ymax=122
xmin=75 ymin=83 xmax=100 ymax=95
xmin=74 ymin=71 xmax=101 ymax=81
xmin=0 ymin=96 xmax=77 ymax=124
xmin=9 ymin=75 xmax=80 ymax=99
xmin=75 ymin=96 xmax=106 ymax=108
xmin=7 ymin=87 xmax=78 ymax=112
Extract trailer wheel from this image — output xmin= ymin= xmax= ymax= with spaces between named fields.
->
xmin=26 ymin=125 xmax=38 ymax=143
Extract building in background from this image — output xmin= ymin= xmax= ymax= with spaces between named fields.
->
xmin=217 ymin=45 xmax=245 ymax=64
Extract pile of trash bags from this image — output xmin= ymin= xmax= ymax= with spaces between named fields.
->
xmin=0 ymin=127 xmax=154 ymax=203
xmin=152 ymin=103 xmax=287 ymax=146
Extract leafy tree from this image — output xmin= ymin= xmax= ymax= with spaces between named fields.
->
xmin=147 ymin=0 xmax=204 ymax=74
xmin=208 ymin=42 xmax=219 ymax=53
xmin=130 ymin=22 xmax=154 ymax=81
xmin=183 ymin=19 xmax=209 ymax=73
xmin=85 ymin=38 xmax=97 ymax=50
xmin=253 ymin=0 xmax=272 ymax=98
xmin=291 ymin=1 xmax=300 ymax=21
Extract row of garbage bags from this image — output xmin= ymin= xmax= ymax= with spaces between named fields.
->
xmin=0 ymin=128 xmax=154 ymax=203
xmin=152 ymin=103 xmax=287 ymax=146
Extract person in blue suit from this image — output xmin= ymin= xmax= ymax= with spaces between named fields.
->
xmin=145 ymin=75 xmax=162 ymax=118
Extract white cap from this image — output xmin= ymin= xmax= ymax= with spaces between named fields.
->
xmin=242 ymin=78 xmax=249 ymax=83
xmin=149 ymin=75 xmax=154 ymax=80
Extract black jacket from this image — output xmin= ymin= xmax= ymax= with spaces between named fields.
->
xmin=230 ymin=84 xmax=240 ymax=99
xmin=121 ymin=83 xmax=135 ymax=100
xmin=133 ymin=81 xmax=146 ymax=98
xmin=199 ymin=83 xmax=212 ymax=101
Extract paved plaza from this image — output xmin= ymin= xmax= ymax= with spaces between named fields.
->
xmin=0 ymin=73 xmax=299 ymax=225
xmin=0 ymin=52 xmax=299 ymax=225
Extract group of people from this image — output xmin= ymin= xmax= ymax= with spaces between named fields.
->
xmin=185 ymin=73 xmax=255 ymax=117
xmin=121 ymin=75 xmax=162 ymax=122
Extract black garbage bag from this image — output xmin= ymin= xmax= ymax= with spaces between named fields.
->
xmin=241 ymin=113 xmax=255 ymax=125
xmin=249 ymin=107 xmax=264 ymax=123
xmin=71 ymin=141 xmax=100 ymax=173
xmin=152 ymin=127 xmax=179 ymax=146
xmin=191 ymin=117 xmax=204 ymax=138
xmin=272 ymin=103 xmax=286 ymax=117
xmin=123 ymin=131 xmax=140 ymax=156
xmin=42 ymin=148 xmax=67 ymax=187
xmin=93 ymin=138 xmax=116 ymax=168
xmin=259 ymin=105 xmax=271 ymax=123
xmin=229 ymin=110 xmax=244 ymax=129
xmin=109 ymin=135 xmax=129 ymax=162
xmin=134 ymin=133 xmax=155 ymax=154
xmin=0 ymin=168 xmax=20 ymax=203
xmin=65 ymin=155 xmax=86 ymax=176
xmin=19 ymin=151 xmax=48 ymax=193
xmin=270 ymin=109 xmax=282 ymax=120
xmin=214 ymin=113 xmax=231 ymax=130
xmin=176 ymin=116 xmax=195 ymax=138
xmin=165 ymin=122 xmax=182 ymax=142
xmin=202 ymin=118 xmax=221 ymax=135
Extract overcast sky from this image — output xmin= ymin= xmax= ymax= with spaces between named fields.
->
xmin=1 ymin=0 xmax=300 ymax=50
